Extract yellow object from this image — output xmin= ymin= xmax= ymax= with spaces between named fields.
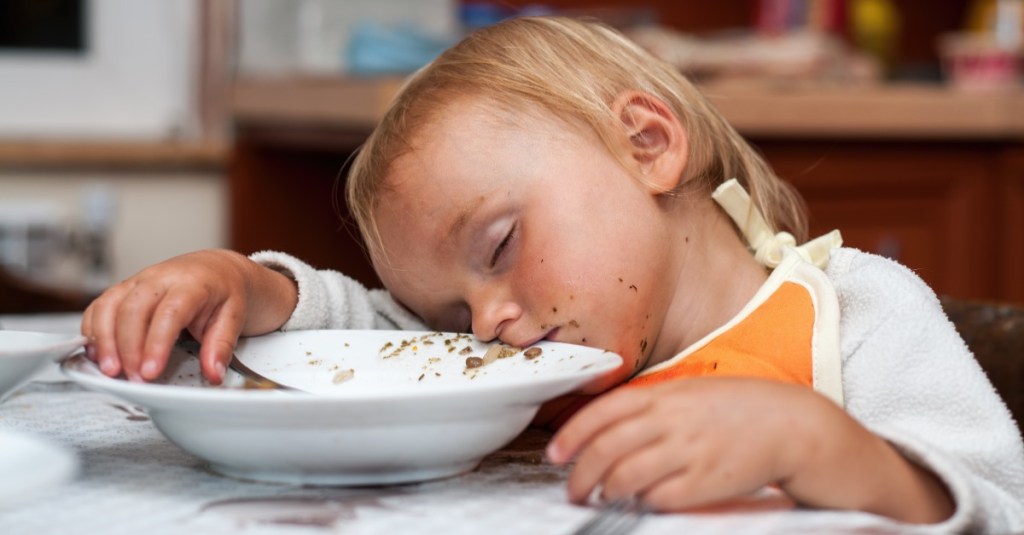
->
xmin=967 ymin=0 xmax=997 ymax=33
xmin=850 ymin=0 xmax=901 ymax=73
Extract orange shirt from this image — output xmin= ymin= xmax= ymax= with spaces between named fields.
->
xmin=627 ymin=240 xmax=845 ymax=408
xmin=628 ymin=281 xmax=814 ymax=390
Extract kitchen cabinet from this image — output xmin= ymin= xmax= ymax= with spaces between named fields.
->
xmin=757 ymin=139 xmax=1000 ymax=299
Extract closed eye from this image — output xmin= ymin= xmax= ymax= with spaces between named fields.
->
xmin=489 ymin=222 xmax=516 ymax=268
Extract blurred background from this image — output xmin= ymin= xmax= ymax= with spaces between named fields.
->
xmin=0 ymin=0 xmax=1022 ymax=315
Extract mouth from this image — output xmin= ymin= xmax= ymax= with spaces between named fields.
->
xmin=518 ymin=327 xmax=560 ymax=348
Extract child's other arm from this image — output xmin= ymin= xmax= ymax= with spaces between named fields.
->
xmin=833 ymin=249 xmax=1024 ymax=532
xmin=82 ymin=249 xmax=297 ymax=384
xmin=548 ymin=377 xmax=954 ymax=523
xmin=248 ymin=250 xmax=427 ymax=332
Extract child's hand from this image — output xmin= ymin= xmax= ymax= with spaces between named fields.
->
xmin=546 ymin=377 xmax=954 ymax=523
xmin=81 ymin=250 xmax=297 ymax=384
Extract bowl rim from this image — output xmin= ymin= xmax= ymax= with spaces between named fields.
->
xmin=61 ymin=350 xmax=620 ymax=406
xmin=0 ymin=331 xmax=87 ymax=359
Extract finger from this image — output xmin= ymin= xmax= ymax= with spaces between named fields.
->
xmin=81 ymin=303 xmax=97 ymax=362
xmin=89 ymin=284 xmax=132 ymax=377
xmin=641 ymin=456 xmax=763 ymax=513
xmin=641 ymin=469 xmax=731 ymax=512
xmin=114 ymin=284 xmax=164 ymax=381
xmin=140 ymin=288 xmax=206 ymax=381
xmin=565 ymin=415 xmax=665 ymax=504
xmin=598 ymin=436 xmax=682 ymax=502
xmin=197 ymin=300 xmax=245 ymax=385
xmin=548 ymin=387 xmax=652 ymax=464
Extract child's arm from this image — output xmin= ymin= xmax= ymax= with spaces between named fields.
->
xmin=82 ymin=249 xmax=298 ymax=384
xmin=547 ymin=378 xmax=954 ymax=523
xmin=830 ymin=250 xmax=1024 ymax=531
xmin=247 ymin=251 xmax=426 ymax=333
xmin=550 ymin=250 xmax=1024 ymax=532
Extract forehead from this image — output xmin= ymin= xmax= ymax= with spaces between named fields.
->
xmin=382 ymin=101 xmax=526 ymax=224
xmin=369 ymin=101 xmax=525 ymax=277
xmin=377 ymin=98 xmax=568 ymax=225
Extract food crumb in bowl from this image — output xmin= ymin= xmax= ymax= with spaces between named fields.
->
xmin=481 ymin=345 xmax=503 ymax=366
xmin=490 ymin=344 xmax=518 ymax=360
xmin=463 ymin=343 xmax=525 ymax=371
xmin=242 ymin=378 xmax=278 ymax=390
xmin=332 ymin=369 xmax=355 ymax=384
xmin=524 ymin=347 xmax=542 ymax=359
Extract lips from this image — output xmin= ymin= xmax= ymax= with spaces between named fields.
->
xmin=516 ymin=327 xmax=560 ymax=348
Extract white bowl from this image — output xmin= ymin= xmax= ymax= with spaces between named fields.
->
xmin=62 ymin=330 xmax=621 ymax=485
xmin=0 ymin=331 xmax=87 ymax=402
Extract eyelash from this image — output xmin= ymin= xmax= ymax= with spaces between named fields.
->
xmin=489 ymin=222 xmax=516 ymax=268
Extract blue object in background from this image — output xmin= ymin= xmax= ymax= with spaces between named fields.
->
xmin=459 ymin=2 xmax=513 ymax=30
xmin=346 ymin=21 xmax=455 ymax=75
xmin=460 ymin=2 xmax=554 ymax=30
xmin=346 ymin=4 xmax=557 ymax=75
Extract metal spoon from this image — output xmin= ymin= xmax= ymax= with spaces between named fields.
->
xmin=227 ymin=356 xmax=304 ymax=392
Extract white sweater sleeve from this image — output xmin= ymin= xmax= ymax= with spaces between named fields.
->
xmin=248 ymin=250 xmax=428 ymax=332
xmin=828 ymin=249 xmax=1024 ymax=534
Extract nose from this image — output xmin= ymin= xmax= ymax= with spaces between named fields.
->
xmin=468 ymin=284 xmax=523 ymax=342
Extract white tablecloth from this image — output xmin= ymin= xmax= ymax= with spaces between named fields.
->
xmin=0 ymin=315 xmax=913 ymax=535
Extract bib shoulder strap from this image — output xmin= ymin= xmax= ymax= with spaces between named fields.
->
xmin=712 ymin=179 xmax=842 ymax=269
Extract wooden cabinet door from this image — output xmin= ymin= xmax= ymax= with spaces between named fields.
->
xmin=229 ymin=138 xmax=384 ymax=290
xmin=1001 ymin=148 xmax=1024 ymax=303
xmin=755 ymin=140 xmax=998 ymax=301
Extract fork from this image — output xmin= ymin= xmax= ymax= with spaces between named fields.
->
xmin=570 ymin=496 xmax=648 ymax=535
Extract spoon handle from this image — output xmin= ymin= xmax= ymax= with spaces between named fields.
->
xmin=228 ymin=356 xmax=303 ymax=392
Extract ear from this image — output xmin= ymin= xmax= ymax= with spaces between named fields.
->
xmin=611 ymin=91 xmax=689 ymax=194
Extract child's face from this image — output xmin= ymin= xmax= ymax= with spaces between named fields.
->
xmin=372 ymin=98 xmax=681 ymax=390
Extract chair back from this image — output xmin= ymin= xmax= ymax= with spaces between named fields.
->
xmin=941 ymin=297 xmax=1024 ymax=437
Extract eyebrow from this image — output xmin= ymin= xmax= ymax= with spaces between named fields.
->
xmin=446 ymin=204 xmax=480 ymax=239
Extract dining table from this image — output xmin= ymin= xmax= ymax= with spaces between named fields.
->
xmin=0 ymin=313 xmax=915 ymax=535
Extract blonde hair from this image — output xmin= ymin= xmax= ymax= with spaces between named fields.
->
xmin=346 ymin=16 xmax=807 ymax=260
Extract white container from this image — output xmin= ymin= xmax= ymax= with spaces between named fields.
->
xmin=238 ymin=0 xmax=457 ymax=75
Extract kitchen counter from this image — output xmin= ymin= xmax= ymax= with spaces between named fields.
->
xmin=0 ymin=140 xmax=227 ymax=170
xmin=232 ymin=76 xmax=1024 ymax=140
